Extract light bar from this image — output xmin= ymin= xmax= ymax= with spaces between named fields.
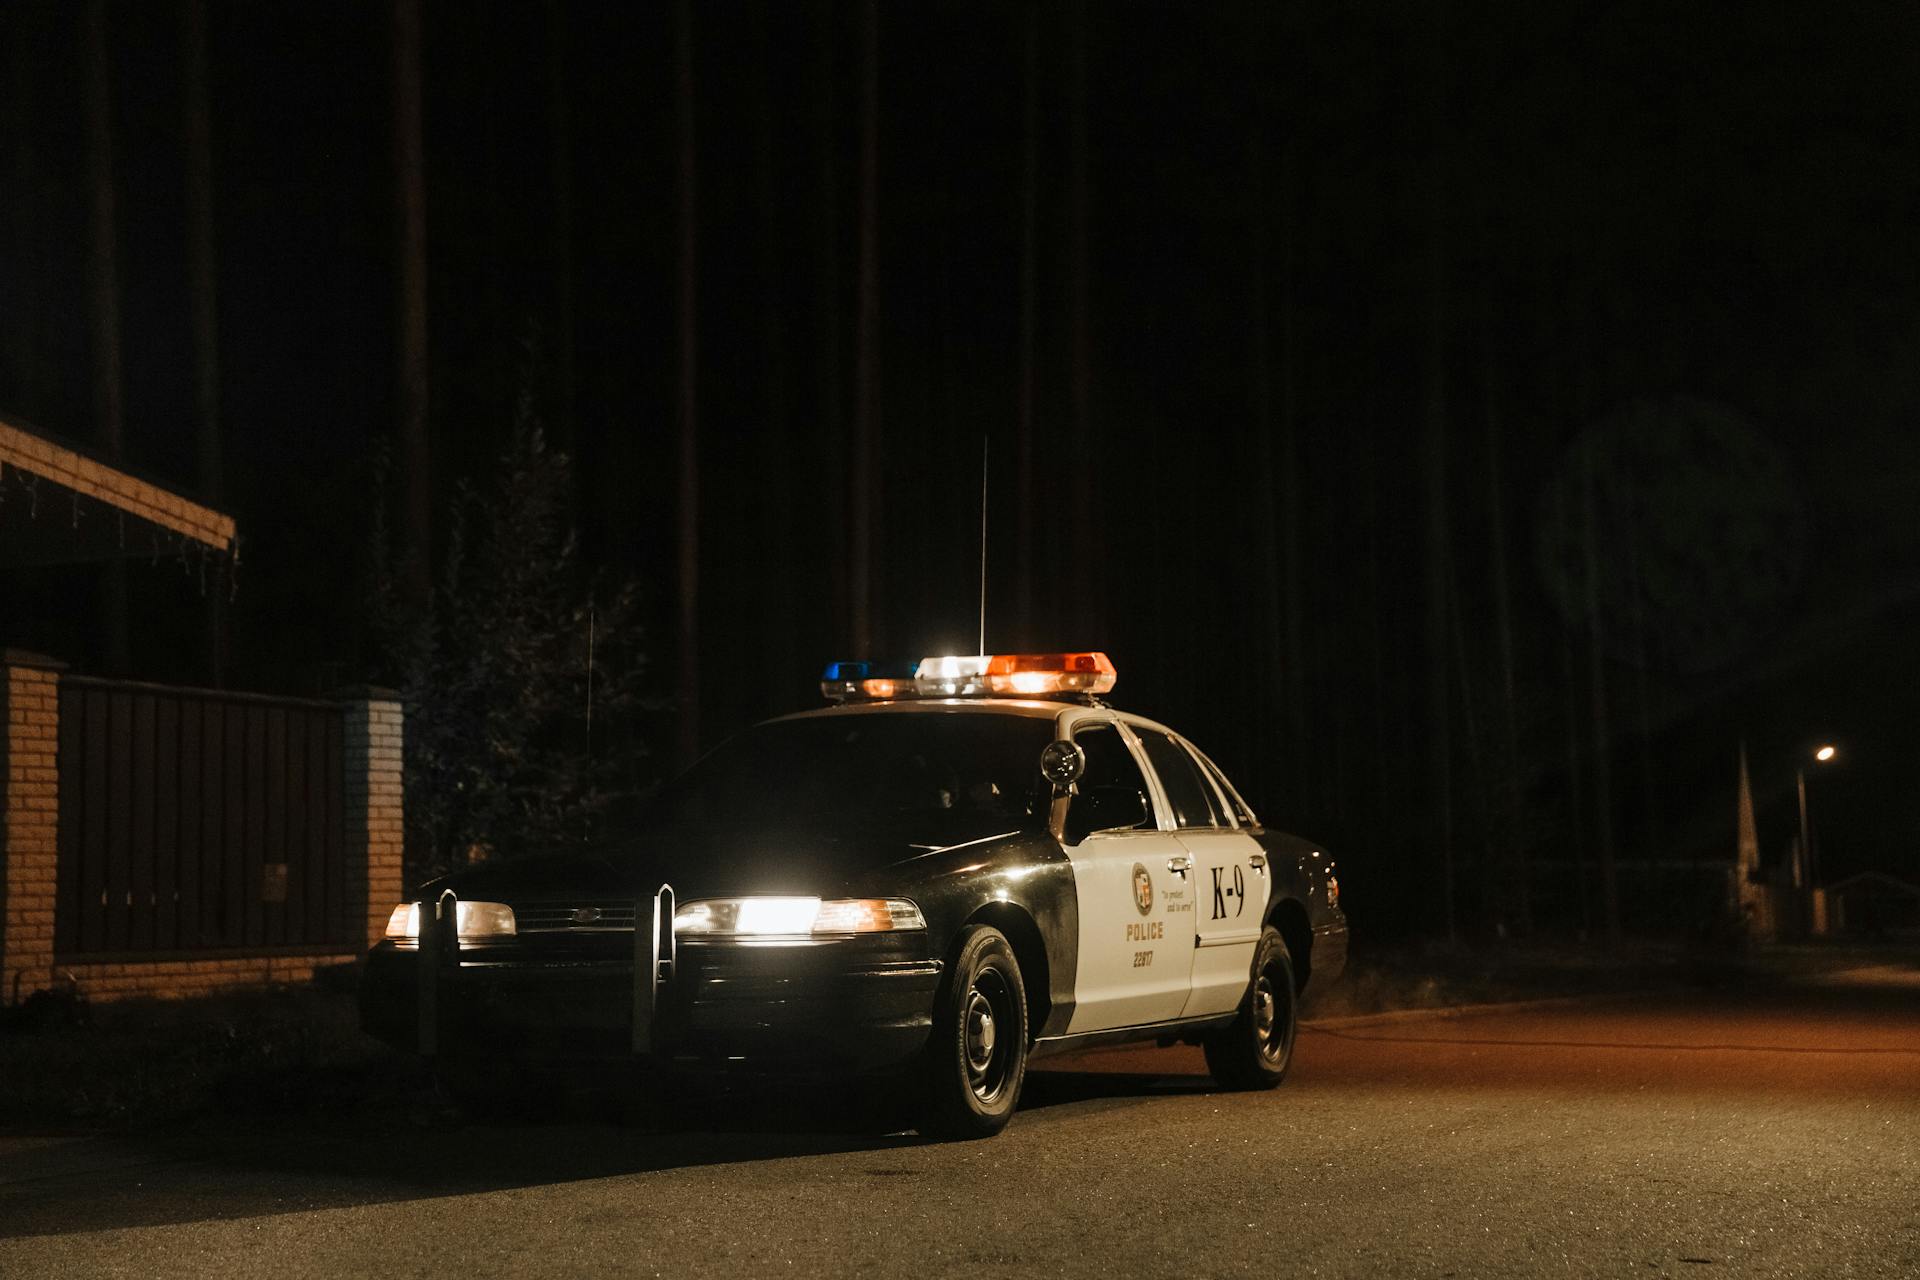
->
xmin=820 ymin=659 xmax=920 ymax=703
xmin=820 ymin=652 xmax=1116 ymax=702
xmin=915 ymin=654 xmax=992 ymax=697
xmin=985 ymin=652 xmax=1116 ymax=696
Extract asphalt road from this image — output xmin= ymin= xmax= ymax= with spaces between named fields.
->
xmin=3 ymin=963 xmax=1916 ymax=1278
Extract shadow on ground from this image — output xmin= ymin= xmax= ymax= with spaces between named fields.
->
xmin=0 ymin=1061 xmax=1205 ymax=1240
xmin=7 ymin=945 xmax=1914 ymax=1241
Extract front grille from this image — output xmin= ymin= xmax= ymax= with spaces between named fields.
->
xmin=512 ymin=901 xmax=641 ymax=932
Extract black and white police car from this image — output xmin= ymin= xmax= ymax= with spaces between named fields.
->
xmin=360 ymin=652 xmax=1347 ymax=1138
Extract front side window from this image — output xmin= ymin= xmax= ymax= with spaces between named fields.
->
xmin=1131 ymin=726 xmax=1225 ymax=829
xmin=1065 ymin=723 xmax=1154 ymax=841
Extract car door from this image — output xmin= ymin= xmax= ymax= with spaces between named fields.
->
xmin=1059 ymin=713 xmax=1197 ymax=1033
xmin=1124 ymin=723 xmax=1269 ymax=1020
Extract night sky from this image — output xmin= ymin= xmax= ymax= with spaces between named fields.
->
xmin=3 ymin=0 xmax=1917 ymax=936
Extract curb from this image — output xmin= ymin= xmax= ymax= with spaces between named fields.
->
xmin=1300 ymin=989 xmax=1647 ymax=1030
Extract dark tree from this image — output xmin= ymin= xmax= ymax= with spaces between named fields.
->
xmin=370 ymin=412 xmax=649 ymax=882
xmin=392 ymin=0 xmax=432 ymax=606
xmin=1421 ymin=1 xmax=1456 ymax=941
xmin=1012 ymin=2 xmax=1039 ymax=647
xmin=184 ymin=0 xmax=226 ymax=685
xmin=851 ymin=0 xmax=880 ymax=657
xmin=84 ymin=0 xmax=129 ymax=674
xmin=546 ymin=0 xmax=576 ymax=453
xmin=673 ymin=0 xmax=701 ymax=763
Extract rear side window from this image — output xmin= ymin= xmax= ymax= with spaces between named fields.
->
xmin=1189 ymin=744 xmax=1254 ymax=826
xmin=1131 ymin=727 xmax=1225 ymax=828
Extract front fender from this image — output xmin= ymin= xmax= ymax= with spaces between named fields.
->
xmin=867 ymin=832 xmax=1078 ymax=1039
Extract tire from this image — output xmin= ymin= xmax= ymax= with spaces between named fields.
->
xmin=917 ymin=924 xmax=1028 ymax=1140
xmin=1202 ymin=925 xmax=1298 ymax=1091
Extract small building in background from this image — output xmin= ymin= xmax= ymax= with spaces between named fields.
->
xmin=1825 ymin=871 xmax=1920 ymax=939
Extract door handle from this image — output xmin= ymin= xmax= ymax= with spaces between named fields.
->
xmin=1249 ymin=852 xmax=1268 ymax=874
xmin=1167 ymin=856 xmax=1193 ymax=876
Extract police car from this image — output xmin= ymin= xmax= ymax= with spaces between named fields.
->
xmin=360 ymin=652 xmax=1347 ymax=1138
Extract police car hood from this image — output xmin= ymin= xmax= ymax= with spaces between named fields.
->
xmin=422 ymin=816 xmax=1031 ymax=903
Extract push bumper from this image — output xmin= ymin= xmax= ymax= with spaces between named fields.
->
xmin=360 ymin=929 xmax=941 ymax=1076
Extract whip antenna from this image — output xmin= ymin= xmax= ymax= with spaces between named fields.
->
xmin=978 ymin=436 xmax=989 ymax=655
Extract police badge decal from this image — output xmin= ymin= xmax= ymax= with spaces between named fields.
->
xmin=1131 ymin=863 xmax=1153 ymax=916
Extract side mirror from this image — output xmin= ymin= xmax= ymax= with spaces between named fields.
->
xmin=1039 ymin=740 xmax=1086 ymax=792
xmin=1065 ymin=785 xmax=1149 ymax=844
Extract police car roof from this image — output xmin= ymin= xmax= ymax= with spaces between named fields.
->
xmin=773 ymin=697 xmax=1080 ymax=725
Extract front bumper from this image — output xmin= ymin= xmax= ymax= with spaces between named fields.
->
xmin=360 ymin=935 xmax=942 ymax=1076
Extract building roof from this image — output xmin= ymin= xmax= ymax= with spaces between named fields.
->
xmin=0 ymin=415 xmax=235 ymax=563
xmin=1826 ymin=870 xmax=1920 ymax=898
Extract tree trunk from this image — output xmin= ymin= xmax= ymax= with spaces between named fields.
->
xmin=674 ymin=0 xmax=701 ymax=763
xmin=813 ymin=0 xmax=846 ymax=645
xmin=85 ymin=0 xmax=130 ymax=673
xmin=1567 ymin=254 xmax=1619 ymax=946
xmin=1244 ymin=8 xmax=1299 ymax=813
xmin=1013 ymin=4 xmax=1038 ymax=649
xmin=1277 ymin=142 xmax=1306 ymax=811
xmin=479 ymin=5 xmax=509 ymax=430
xmin=6 ymin=8 xmax=40 ymax=417
xmin=756 ymin=0 xmax=793 ymax=710
xmin=1065 ymin=0 xmax=1096 ymax=633
xmin=1246 ymin=77 xmax=1279 ymax=784
xmin=1555 ymin=485 xmax=1591 ymax=939
xmin=851 ymin=0 xmax=879 ymax=656
xmin=1625 ymin=518 xmax=1662 ymax=909
xmin=1481 ymin=300 xmax=1528 ymax=933
xmin=1421 ymin=2 xmax=1455 ymax=941
xmin=1579 ymin=437 xmax=1620 ymax=946
xmin=1363 ymin=374 xmax=1390 ymax=864
xmin=391 ymin=0 xmax=431 ymax=607
xmin=184 ymin=0 xmax=226 ymax=685
xmin=1450 ymin=554 xmax=1495 ymax=935
xmin=546 ymin=0 xmax=576 ymax=455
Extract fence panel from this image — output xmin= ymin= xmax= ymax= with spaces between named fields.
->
xmin=54 ymin=678 xmax=355 ymax=960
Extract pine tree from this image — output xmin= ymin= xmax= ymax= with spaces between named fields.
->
xmin=370 ymin=391 xmax=648 ymax=882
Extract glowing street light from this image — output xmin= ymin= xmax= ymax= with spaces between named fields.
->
xmin=1798 ymin=744 xmax=1840 ymax=888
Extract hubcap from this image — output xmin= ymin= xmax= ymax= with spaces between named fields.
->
xmin=962 ymin=968 xmax=1015 ymax=1104
xmin=966 ymin=992 xmax=997 ymax=1072
xmin=1255 ymin=968 xmax=1293 ymax=1065
xmin=1254 ymin=981 xmax=1276 ymax=1040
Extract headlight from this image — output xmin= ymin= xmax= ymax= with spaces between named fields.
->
xmin=383 ymin=900 xmax=517 ymax=940
xmin=674 ymin=897 xmax=925 ymax=938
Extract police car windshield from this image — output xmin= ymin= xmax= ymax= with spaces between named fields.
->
xmin=647 ymin=712 xmax=1052 ymax=842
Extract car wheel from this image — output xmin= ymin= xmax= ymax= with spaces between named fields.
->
xmin=918 ymin=924 xmax=1028 ymax=1140
xmin=1202 ymin=925 xmax=1298 ymax=1090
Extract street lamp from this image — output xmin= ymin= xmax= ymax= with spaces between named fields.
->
xmin=1797 ymin=744 xmax=1837 ymax=888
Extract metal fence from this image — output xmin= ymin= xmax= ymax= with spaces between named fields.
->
xmin=54 ymin=677 xmax=352 ymax=960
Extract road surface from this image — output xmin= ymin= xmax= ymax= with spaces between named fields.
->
xmin=2 ymin=963 xmax=1916 ymax=1277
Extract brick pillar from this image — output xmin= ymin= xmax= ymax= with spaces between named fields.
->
xmin=339 ymin=689 xmax=406 ymax=950
xmin=2 ymin=650 xmax=65 ymax=1004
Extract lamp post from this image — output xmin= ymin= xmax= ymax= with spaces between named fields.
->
xmin=1796 ymin=744 xmax=1837 ymax=889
